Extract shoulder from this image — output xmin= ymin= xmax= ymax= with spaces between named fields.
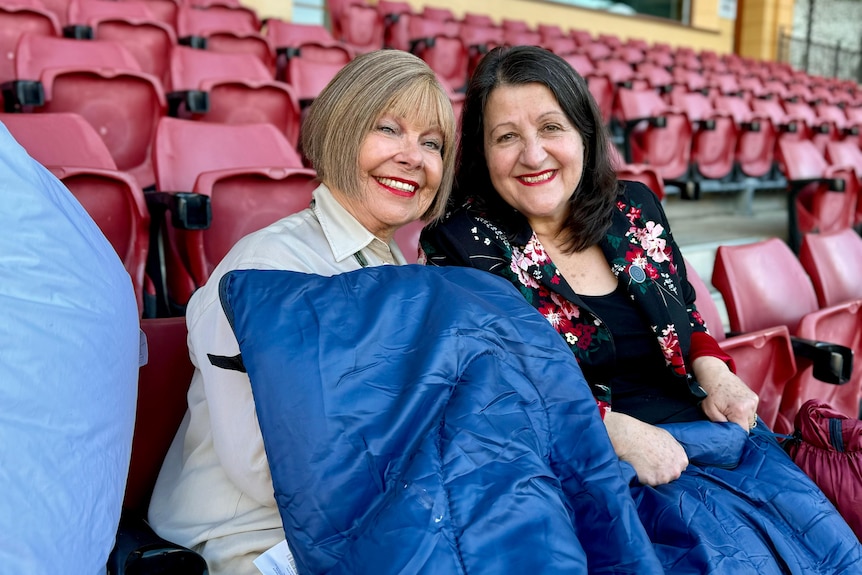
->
xmin=618 ymin=180 xmax=661 ymax=207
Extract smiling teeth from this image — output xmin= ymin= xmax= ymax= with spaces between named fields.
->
xmin=377 ymin=177 xmax=416 ymax=193
xmin=521 ymin=172 xmax=554 ymax=184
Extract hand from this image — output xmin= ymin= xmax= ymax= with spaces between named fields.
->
xmin=693 ymin=356 xmax=759 ymax=432
xmin=604 ymin=411 xmax=689 ymax=486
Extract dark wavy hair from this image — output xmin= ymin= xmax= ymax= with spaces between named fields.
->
xmin=454 ymin=46 xmax=619 ymax=253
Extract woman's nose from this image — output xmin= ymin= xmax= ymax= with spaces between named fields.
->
xmin=520 ymin=137 xmax=547 ymax=168
xmin=397 ymin=139 xmax=424 ymax=168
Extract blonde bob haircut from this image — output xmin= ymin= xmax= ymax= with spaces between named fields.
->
xmin=302 ymin=50 xmax=456 ymax=222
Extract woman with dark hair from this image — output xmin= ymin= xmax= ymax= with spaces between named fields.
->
xmin=421 ymin=45 xmax=862 ymax=573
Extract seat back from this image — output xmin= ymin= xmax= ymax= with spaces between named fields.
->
xmin=125 ymin=317 xmax=194 ymax=514
xmin=169 ymin=46 xmax=300 ymax=144
xmin=14 ymin=33 xmax=165 ymax=187
xmin=615 ymin=163 xmax=665 ymax=201
xmin=67 ymin=0 xmax=176 ymax=86
xmin=265 ymin=19 xmax=335 ymax=48
xmin=685 ymin=257 xmax=797 ymax=431
xmin=153 ymin=118 xmax=309 ymax=305
xmin=176 ymin=5 xmax=272 ymax=70
xmin=799 ymin=229 xmax=862 ymax=308
xmin=713 ymin=237 xmax=819 ymax=333
xmin=2 ymin=112 xmax=149 ymax=313
xmin=617 ymin=87 xmax=692 ymax=180
xmin=285 ymin=47 xmax=350 ymax=104
xmin=153 ymin=117 xmax=302 ymax=191
xmin=671 ymin=90 xmax=737 ymax=180
xmin=393 ymin=218 xmax=425 ymax=264
xmin=338 ymin=1 xmax=383 ymax=54
xmin=0 ymin=0 xmax=60 ymax=84
xmin=713 ymin=95 xmax=776 ymax=178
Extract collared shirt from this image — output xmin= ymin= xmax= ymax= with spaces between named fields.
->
xmin=148 ymin=183 xmax=406 ymax=575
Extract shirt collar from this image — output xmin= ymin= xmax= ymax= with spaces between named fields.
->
xmin=312 ymin=183 xmax=402 ymax=264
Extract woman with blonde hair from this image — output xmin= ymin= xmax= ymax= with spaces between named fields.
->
xmin=148 ymin=49 xmax=456 ymax=575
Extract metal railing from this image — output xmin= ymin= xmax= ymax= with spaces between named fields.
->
xmin=777 ymin=29 xmax=862 ymax=82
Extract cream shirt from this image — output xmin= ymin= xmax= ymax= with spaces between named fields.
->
xmin=148 ymin=184 xmax=407 ymax=575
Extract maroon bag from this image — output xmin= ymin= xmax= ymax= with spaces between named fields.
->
xmin=787 ymin=399 xmax=862 ymax=541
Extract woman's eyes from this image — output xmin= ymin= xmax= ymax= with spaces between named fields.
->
xmin=377 ymin=124 xmax=397 ymax=135
xmin=423 ymin=139 xmax=442 ymax=151
xmin=542 ymin=123 xmax=563 ymax=133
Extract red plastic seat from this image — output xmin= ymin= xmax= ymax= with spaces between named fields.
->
xmin=168 ymin=46 xmax=300 ymax=147
xmin=671 ymin=90 xmax=737 ymax=181
xmin=0 ymin=0 xmax=60 ymax=90
xmin=393 ymin=219 xmax=424 ymax=264
xmin=10 ymin=33 xmax=166 ymax=188
xmin=408 ymin=16 xmax=468 ymax=91
xmin=176 ymin=4 xmax=273 ymax=72
xmin=377 ymin=0 xmax=412 ymax=51
xmin=617 ymin=87 xmax=693 ymax=183
xmin=2 ymin=112 xmax=149 ymax=313
xmin=281 ymin=42 xmax=351 ymax=105
xmin=777 ymin=138 xmax=858 ymax=251
xmin=502 ymin=27 xmax=541 ymax=47
xmin=685 ymin=257 xmax=796 ymax=432
xmin=713 ymin=237 xmax=862 ymax=422
xmin=462 ymin=12 xmax=495 ymax=28
xmin=783 ymin=99 xmax=838 ymax=155
xmin=66 ymin=0 xmax=176 ymax=87
xmin=799 ymin=228 xmax=862 ymax=308
xmin=713 ymin=95 xmax=776 ymax=179
xmin=152 ymin=118 xmax=316 ymax=307
xmin=561 ymin=54 xmax=613 ymax=124
xmin=615 ymin=163 xmax=666 ymax=201
xmin=126 ymin=316 xmax=194 ymax=513
xmin=420 ymin=6 xmax=455 ymax=22
xmin=824 ymin=139 xmax=862 ymax=227
xmin=107 ymin=316 xmax=206 ymax=574
xmin=336 ymin=0 xmax=384 ymax=54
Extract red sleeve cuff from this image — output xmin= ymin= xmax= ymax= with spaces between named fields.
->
xmin=690 ymin=331 xmax=736 ymax=373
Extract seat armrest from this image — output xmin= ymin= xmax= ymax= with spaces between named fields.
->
xmin=790 ymin=336 xmax=853 ymax=385
xmin=108 ymin=511 xmax=208 ymax=575
xmin=178 ymin=35 xmax=207 ymax=49
xmin=409 ymin=36 xmax=435 ymax=52
xmin=1 ymin=80 xmax=45 ymax=112
xmin=740 ymin=120 xmax=761 ymax=132
xmin=145 ymin=191 xmax=212 ymax=230
xmin=166 ymin=90 xmax=210 ymax=117
xmin=62 ymin=24 xmax=93 ymax=39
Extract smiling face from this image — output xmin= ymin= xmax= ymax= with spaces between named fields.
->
xmin=334 ymin=112 xmax=444 ymax=243
xmin=483 ymin=83 xmax=585 ymax=234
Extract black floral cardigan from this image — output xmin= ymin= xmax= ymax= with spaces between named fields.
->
xmin=420 ymin=181 xmax=729 ymax=413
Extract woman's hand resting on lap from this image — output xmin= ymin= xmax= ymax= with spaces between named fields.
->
xmin=604 ymin=411 xmax=689 ymax=486
xmin=693 ymin=356 xmax=759 ymax=432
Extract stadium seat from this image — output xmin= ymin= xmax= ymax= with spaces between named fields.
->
xmin=1 ymin=112 xmax=150 ymax=314
xmin=462 ymin=11 xmax=496 ymax=28
xmin=713 ymin=237 xmax=861 ymax=422
xmin=461 ymin=23 xmax=504 ymax=79
xmin=176 ymin=4 xmax=273 ymax=72
xmin=671 ymin=90 xmax=737 ymax=181
xmin=420 ymin=5 xmax=456 ymax=23
xmin=6 ymin=33 xmax=166 ymax=188
xmin=777 ymin=138 xmax=858 ymax=252
xmin=394 ymin=218 xmax=425 ymax=264
xmin=332 ymin=0 xmax=384 ymax=54
xmin=65 ymin=0 xmax=176 ymax=87
xmin=617 ymin=87 xmax=693 ymax=186
xmin=151 ymin=118 xmax=316 ymax=309
xmin=616 ymin=163 xmax=666 ymax=201
xmin=280 ymin=41 xmax=352 ymax=106
xmin=0 ymin=0 xmax=61 ymax=93
xmin=782 ymin=99 xmax=838 ymax=155
xmin=713 ymin=95 xmax=777 ymax=180
xmin=377 ymin=0 xmax=412 ymax=51
xmin=799 ymin=228 xmax=862 ymax=308
xmin=408 ymin=16 xmax=469 ymax=91
xmin=824 ymin=138 xmax=862 ymax=227
xmin=502 ymin=27 xmax=541 ymax=47
xmin=168 ymin=46 xmax=301 ymax=147
xmin=108 ymin=316 xmax=207 ymax=575
xmin=685 ymin=258 xmax=796 ymax=432
xmin=561 ymin=53 xmax=614 ymax=124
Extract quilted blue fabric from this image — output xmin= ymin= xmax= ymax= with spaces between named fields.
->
xmin=219 ymin=266 xmax=661 ymax=575
xmin=219 ymin=266 xmax=862 ymax=575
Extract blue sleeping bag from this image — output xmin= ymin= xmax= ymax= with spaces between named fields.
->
xmin=219 ymin=266 xmax=862 ymax=575
xmin=218 ymin=266 xmax=662 ymax=574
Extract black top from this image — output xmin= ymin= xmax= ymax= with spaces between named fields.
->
xmin=580 ymin=284 xmax=706 ymax=424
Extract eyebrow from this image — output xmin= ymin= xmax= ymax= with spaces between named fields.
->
xmin=487 ymin=110 xmax=568 ymax=134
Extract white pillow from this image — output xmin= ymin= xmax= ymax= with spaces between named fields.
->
xmin=0 ymin=122 xmax=139 ymax=574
